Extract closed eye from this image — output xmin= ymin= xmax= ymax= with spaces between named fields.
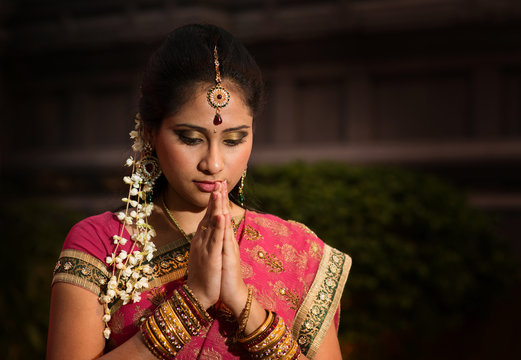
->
xmin=223 ymin=132 xmax=248 ymax=146
xmin=174 ymin=130 xmax=204 ymax=146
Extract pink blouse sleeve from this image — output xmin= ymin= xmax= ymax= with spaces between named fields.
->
xmin=52 ymin=212 xmax=127 ymax=296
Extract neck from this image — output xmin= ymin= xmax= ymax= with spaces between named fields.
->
xmin=161 ymin=190 xmax=206 ymax=235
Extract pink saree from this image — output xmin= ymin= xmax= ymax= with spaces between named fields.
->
xmin=53 ymin=210 xmax=351 ymax=359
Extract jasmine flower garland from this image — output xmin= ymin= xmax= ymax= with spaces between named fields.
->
xmin=99 ymin=114 xmax=158 ymax=340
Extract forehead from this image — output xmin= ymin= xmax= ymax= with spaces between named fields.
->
xmin=164 ymin=81 xmax=253 ymax=128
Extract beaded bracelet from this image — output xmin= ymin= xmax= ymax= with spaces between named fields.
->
xmin=237 ymin=287 xmax=253 ymax=336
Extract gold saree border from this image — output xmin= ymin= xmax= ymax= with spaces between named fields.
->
xmin=52 ymin=249 xmax=110 ymax=296
xmin=291 ymin=244 xmax=352 ymax=359
xmin=147 ymin=242 xmax=190 ymax=288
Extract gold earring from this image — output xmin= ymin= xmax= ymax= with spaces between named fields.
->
xmin=238 ymin=169 xmax=246 ymax=206
xmin=138 ymin=144 xmax=162 ymax=187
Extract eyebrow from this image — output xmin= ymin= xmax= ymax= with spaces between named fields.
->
xmin=176 ymin=123 xmax=251 ymax=133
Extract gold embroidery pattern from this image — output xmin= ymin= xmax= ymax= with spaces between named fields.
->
xmin=199 ymin=347 xmax=223 ymax=360
xmin=132 ymin=305 xmax=153 ymax=328
xmin=240 ymin=261 xmax=254 ymax=279
xmin=292 ymin=246 xmax=351 ymax=358
xmin=254 ymin=217 xmax=290 ymax=236
xmin=305 ymin=239 xmax=322 ymax=260
xmin=110 ymin=309 xmax=125 ymax=335
xmin=147 ymin=286 xmax=167 ymax=306
xmin=275 ymin=243 xmax=307 ymax=270
xmin=148 ymin=244 xmax=190 ymax=280
xmin=244 ymin=225 xmax=263 ymax=241
xmin=271 ymin=280 xmax=302 ymax=311
xmin=253 ymin=287 xmax=277 ymax=311
xmin=245 ymin=245 xmax=284 ymax=273
xmin=288 ymin=220 xmax=317 ymax=236
xmin=52 ymin=249 xmax=110 ymax=296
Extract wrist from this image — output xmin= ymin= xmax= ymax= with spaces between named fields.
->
xmin=185 ymin=281 xmax=214 ymax=310
xmin=226 ymin=286 xmax=249 ymax=319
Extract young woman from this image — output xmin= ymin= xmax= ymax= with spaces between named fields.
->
xmin=47 ymin=24 xmax=351 ymax=359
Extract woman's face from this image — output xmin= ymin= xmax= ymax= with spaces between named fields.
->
xmin=153 ymin=81 xmax=253 ymax=211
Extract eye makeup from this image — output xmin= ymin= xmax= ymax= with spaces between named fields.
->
xmin=174 ymin=130 xmax=204 ymax=145
xmin=173 ymin=125 xmax=250 ymax=146
xmin=223 ymin=131 xmax=248 ymax=146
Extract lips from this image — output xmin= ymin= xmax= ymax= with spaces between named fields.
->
xmin=193 ymin=181 xmax=220 ymax=192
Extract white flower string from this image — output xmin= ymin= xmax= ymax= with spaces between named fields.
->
xmin=99 ymin=114 xmax=158 ymax=340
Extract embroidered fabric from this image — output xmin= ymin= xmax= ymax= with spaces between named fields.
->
xmin=52 ymin=210 xmax=351 ymax=358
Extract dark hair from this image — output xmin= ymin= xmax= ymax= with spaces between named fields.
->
xmin=139 ymin=23 xmax=264 ymax=131
xmin=140 ymin=24 xmax=263 ymax=206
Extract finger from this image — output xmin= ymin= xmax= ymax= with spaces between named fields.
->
xmin=222 ymin=180 xmax=230 ymax=216
xmin=222 ymin=212 xmax=230 ymax=246
xmin=223 ymin=213 xmax=239 ymax=255
xmin=199 ymin=188 xmax=216 ymax=228
xmin=208 ymin=214 xmax=225 ymax=255
xmin=212 ymin=189 xmax=222 ymax=219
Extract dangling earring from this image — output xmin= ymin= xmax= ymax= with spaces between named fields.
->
xmin=137 ymin=144 xmax=162 ymax=200
xmin=238 ymin=169 xmax=247 ymax=207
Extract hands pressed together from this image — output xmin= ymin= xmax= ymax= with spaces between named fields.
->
xmin=185 ymin=181 xmax=249 ymax=318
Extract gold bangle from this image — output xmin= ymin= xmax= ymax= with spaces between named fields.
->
xmin=237 ymin=287 xmax=253 ymax=335
xmin=168 ymin=293 xmax=200 ymax=336
xmin=282 ymin=339 xmax=301 ymax=360
xmin=148 ymin=315 xmax=177 ymax=357
xmin=145 ymin=317 xmax=173 ymax=358
xmin=158 ymin=302 xmax=191 ymax=346
xmin=238 ymin=310 xmax=274 ymax=343
xmin=141 ymin=321 xmax=165 ymax=360
xmin=172 ymin=290 xmax=201 ymax=331
xmin=270 ymin=330 xmax=293 ymax=359
xmin=249 ymin=318 xmax=286 ymax=353
xmin=182 ymin=284 xmax=212 ymax=322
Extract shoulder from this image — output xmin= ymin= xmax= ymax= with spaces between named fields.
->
xmin=245 ymin=210 xmax=325 ymax=255
xmin=62 ymin=211 xmax=122 ymax=261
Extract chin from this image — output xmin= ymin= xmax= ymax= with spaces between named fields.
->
xmin=191 ymin=193 xmax=212 ymax=209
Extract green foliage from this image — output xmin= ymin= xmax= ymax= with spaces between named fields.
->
xmin=1 ymin=200 xmax=85 ymax=360
xmin=246 ymin=162 xmax=519 ymax=359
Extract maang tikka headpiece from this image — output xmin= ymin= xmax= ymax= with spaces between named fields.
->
xmin=207 ymin=45 xmax=230 ymax=125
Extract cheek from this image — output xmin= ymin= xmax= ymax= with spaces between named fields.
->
xmin=229 ymin=142 xmax=252 ymax=177
xmin=156 ymin=141 xmax=193 ymax=171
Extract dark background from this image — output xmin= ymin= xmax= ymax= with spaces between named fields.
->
xmin=1 ymin=0 xmax=520 ymax=359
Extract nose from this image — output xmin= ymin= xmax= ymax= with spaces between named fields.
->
xmin=198 ymin=143 xmax=224 ymax=175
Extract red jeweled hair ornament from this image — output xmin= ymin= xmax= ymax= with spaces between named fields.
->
xmin=207 ymin=45 xmax=230 ymax=125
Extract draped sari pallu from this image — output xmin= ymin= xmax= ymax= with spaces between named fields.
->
xmin=53 ymin=211 xmax=352 ymax=359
